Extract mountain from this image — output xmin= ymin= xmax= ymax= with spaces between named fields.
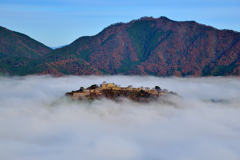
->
xmin=0 ymin=26 xmax=52 ymax=58
xmin=0 ymin=26 xmax=52 ymax=74
xmin=1 ymin=16 xmax=240 ymax=76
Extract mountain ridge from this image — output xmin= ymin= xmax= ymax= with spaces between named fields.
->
xmin=0 ymin=26 xmax=53 ymax=74
xmin=1 ymin=16 xmax=240 ymax=76
xmin=0 ymin=26 xmax=52 ymax=58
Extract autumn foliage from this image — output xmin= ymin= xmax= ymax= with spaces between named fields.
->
xmin=1 ymin=17 xmax=240 ymax=76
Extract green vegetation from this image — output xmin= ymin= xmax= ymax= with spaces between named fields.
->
xmin=202 ymin=62 xmax=238 ymax=76
xmin=0 ymin=26 xmax=52 ymax=58
xmin=101 ymin=34 xmax=116 ymax=46
xmin=87 ymin=84 xmax=99 ymax=89
xmin=76 ymin=49 xmax=91 ymax=61
xmin=0 ymin=26 xmax=53 ymax=75
xmin=0 ymin=57 xmax=45 ymax=75
xmin=145 ymin=70 xmax=159 ymax=76
xmin=126 ymin=20 xmax=165 ymax=61
xmin=181 ymin=71 xmax=194 ymax=77
xmin=202 ymin=65 xmax=214 ymax=76
xmin=99 ymin=68 xmax=108 ymax=74
xmin=155 ymin=86 xmax=161 ymax=91
xmin=116 ymin=59 xmax=140 ymax=73
xmin=0 ymin=52 xmax=9 ymax=60
xmin=213 ymin=63 xmax=237 ymax=76
xmin=1 ymin=18 xmax=240 ymax=77
xmin=79 ymin=87 xmax=84 ymax=92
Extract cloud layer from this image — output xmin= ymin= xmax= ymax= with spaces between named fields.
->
xmin=0 ymin=75 xmax=240 ymax=160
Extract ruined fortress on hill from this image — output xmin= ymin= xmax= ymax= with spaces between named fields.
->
xmin=65 ymin=83 xmax=177 ymax=102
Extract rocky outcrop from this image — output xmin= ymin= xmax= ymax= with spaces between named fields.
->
xmin=65 ymin=83 xmax=177 ymax=102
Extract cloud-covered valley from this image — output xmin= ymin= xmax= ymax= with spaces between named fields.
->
xmin=0 ymin=75 xmax=240 ymax=160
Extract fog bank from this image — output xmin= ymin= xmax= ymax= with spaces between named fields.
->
xmin=0 ymin=75 xmax=240 ymax=160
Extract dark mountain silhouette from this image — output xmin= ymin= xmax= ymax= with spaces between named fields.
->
xmin=1 ymin=16 xmax=240 ymax=76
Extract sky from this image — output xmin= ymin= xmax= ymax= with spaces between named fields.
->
xmin=0 ymin=75 xmax=240 ymax=160
xmin=0 ymin=0 xmax=240 ymax=47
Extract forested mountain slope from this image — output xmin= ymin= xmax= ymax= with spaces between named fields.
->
xmin=0 ymin=26 xmax=52 ymax=74
xmin=1 ymin=17 xmax=240 ymax=76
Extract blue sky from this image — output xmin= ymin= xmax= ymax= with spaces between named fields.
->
xmin=0 ymin=0 xmax=240 ymax=47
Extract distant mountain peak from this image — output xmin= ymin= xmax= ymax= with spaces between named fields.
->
xmin=138 ymin=16 xmax=155 ymax=21
xmin=159 ymin=16 xmax=172 ymax=20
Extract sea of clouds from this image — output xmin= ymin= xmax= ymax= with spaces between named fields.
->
xmin=0 ymin=75 xmax=240 ymax=160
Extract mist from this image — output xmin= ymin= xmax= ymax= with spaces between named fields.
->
xmin=0 ymin=75 xmax=240 ymax=160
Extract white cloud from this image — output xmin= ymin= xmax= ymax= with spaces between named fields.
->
xmin=0 ymin=75 xmax=240 ymax=160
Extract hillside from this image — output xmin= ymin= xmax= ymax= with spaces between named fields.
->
xmin=65 ymin=83 xmax=177 ymax=102
xmin=1 ymin=17 xmax=240 ymax=76
xmin=0 ymin=26 xmax=52 ymax=58
xmin=0 ymin=26 xmax=52 ymax=74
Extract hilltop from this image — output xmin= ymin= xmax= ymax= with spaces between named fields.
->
xmin=65 ymin=82 xmax=177 ymax=102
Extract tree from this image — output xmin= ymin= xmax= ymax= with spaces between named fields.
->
xmin=79 ymin=86 xmax=84 ymax=92
xmin=127 ymin=85 xmax=133 ymax=88
xmin=88 ymin=84 xmax=99 ymax=89
xmin=155 ymin=86 xmax=162 ymax=92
